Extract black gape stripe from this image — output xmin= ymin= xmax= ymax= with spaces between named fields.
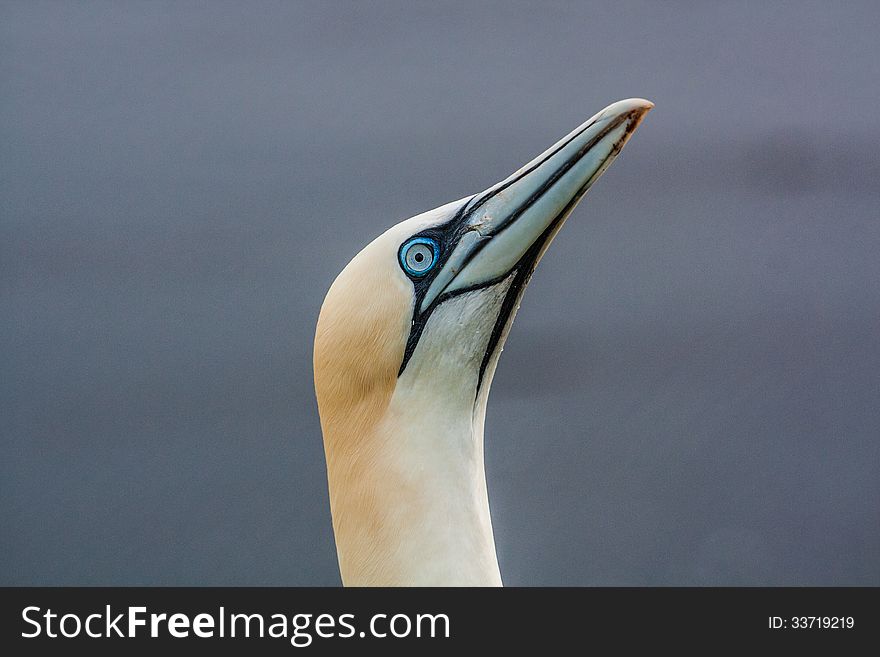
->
xmin=473 ymin=113 xmax=626 ymax=240
xmin=396 ymin=202 xmax=471 ymax=376
xmin=461 ymin=111 xmax=604 ymax=221
xmin=476 ymin=179 xmax=592 ymax=393
xmin=396 ymin=108 xmax=639 ymax=380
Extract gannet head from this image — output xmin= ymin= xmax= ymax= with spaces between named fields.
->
xmin=314 ymin=99 xmax=653 ymax=585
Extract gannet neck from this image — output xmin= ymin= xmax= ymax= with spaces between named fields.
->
xmin=320 ymin=281 xmax=512 ymax=586
xmin=329 ymin=385 xmax=501 ymax=587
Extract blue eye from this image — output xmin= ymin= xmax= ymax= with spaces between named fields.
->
xmin=400 ymin=237 xmax=439 ymax=277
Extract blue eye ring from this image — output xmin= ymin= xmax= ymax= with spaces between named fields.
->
xmin=399 ymin=237 xmax=440 ymax=277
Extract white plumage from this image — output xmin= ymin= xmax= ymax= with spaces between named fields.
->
xmin=314 ymin=99 xmax=652 ymax=586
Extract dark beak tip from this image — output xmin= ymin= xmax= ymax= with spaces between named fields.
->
xmin=619 ymin=99 xmax=654 ymax=134
xmin=607 ymin=98 xmax=654 ymax=126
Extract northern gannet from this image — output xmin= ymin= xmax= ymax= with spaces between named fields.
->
xmin=314 ymin=99 xmax=653 ymax=586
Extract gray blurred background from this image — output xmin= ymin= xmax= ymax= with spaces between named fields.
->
xmin=2 ymin=1 xmax=878 ymax=586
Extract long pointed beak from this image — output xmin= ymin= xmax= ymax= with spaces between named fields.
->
xmin=420 ymin=98 xmax=653 ymax=312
